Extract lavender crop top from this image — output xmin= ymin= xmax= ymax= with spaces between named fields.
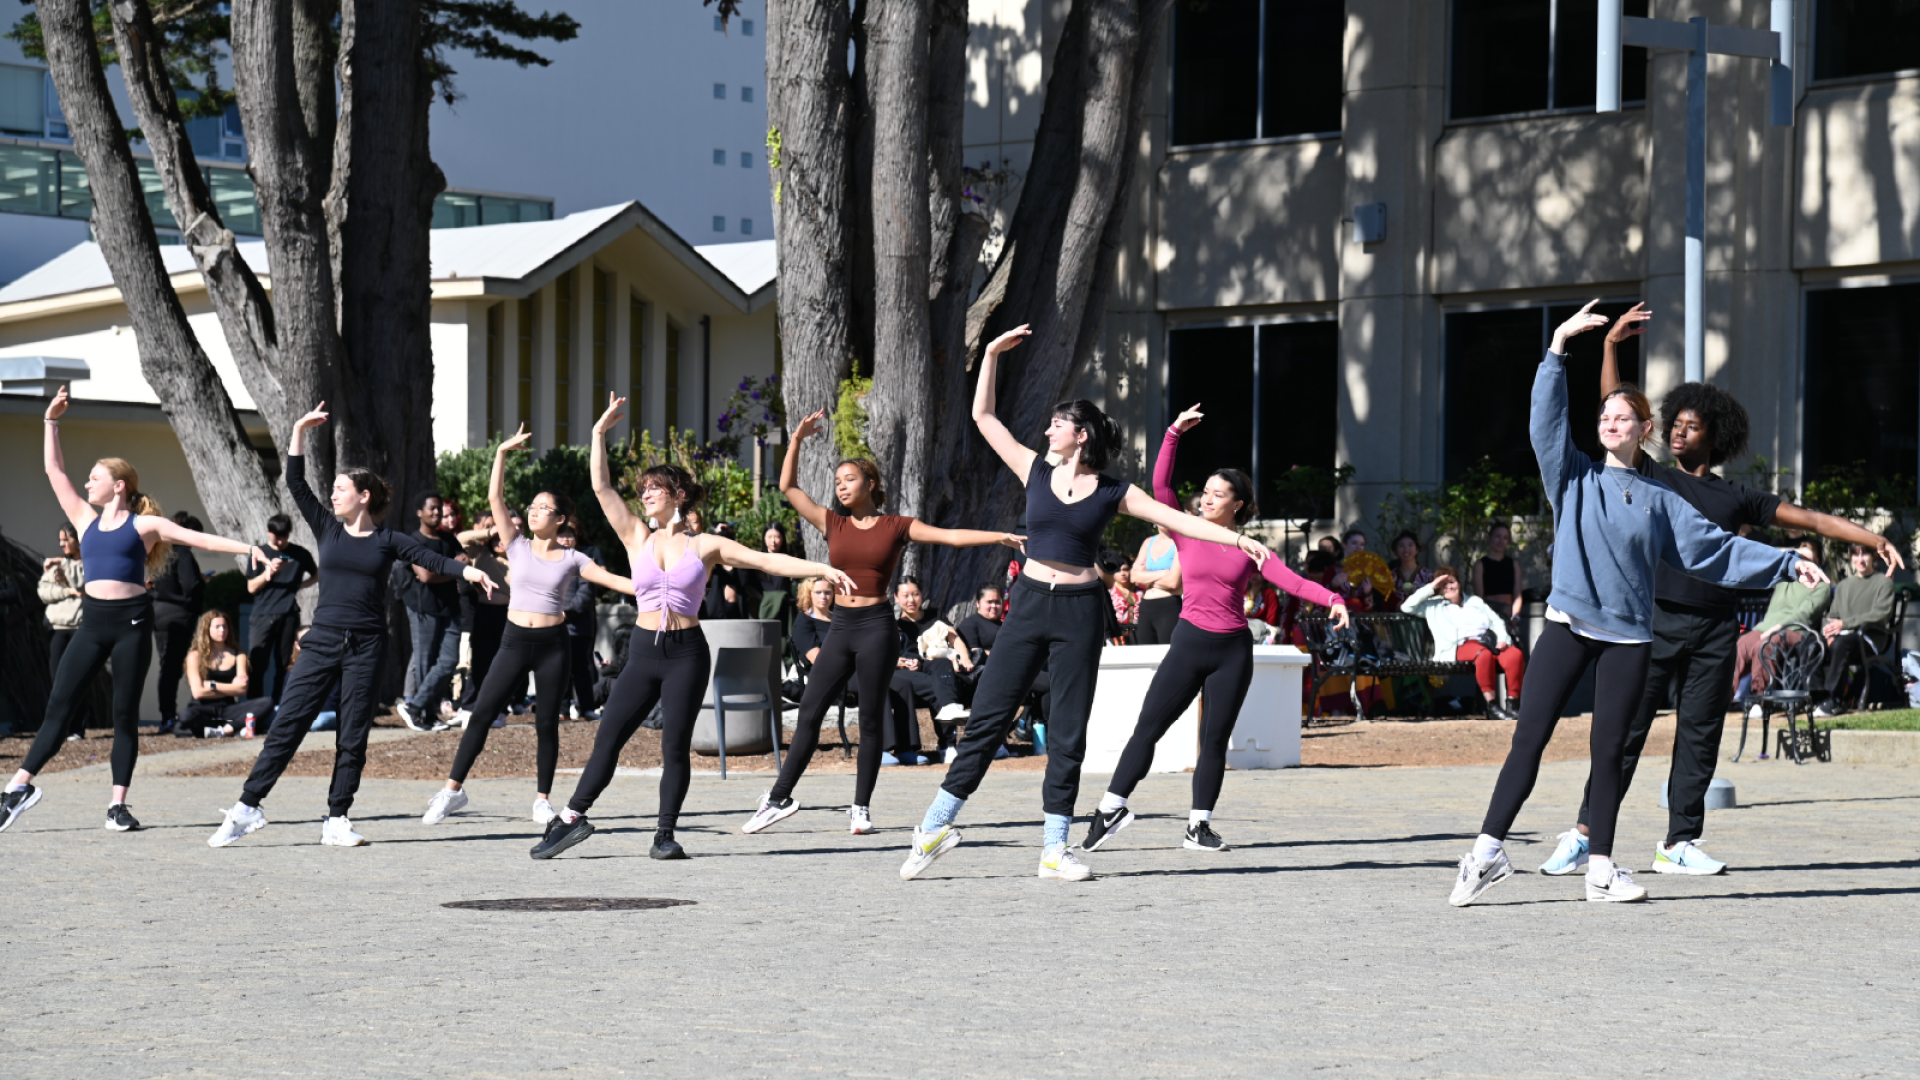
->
xmin=505 ymin=536 xmax=593 ymax=616
xmin=631 ymin=531 xmax=707 ymax=638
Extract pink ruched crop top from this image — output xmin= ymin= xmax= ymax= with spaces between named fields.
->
xmin=631 ymin=532 xmax=707 ymax=639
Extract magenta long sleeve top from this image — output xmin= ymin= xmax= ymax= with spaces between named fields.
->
xmin=1152 ymin=427 xmax=1341 ymax=634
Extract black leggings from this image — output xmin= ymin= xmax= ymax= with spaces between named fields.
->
xmin=1109 ymin=620 xmax=1253 ymax=812
xmin=1135 ymin=595 xmax=1182 ymax=645
xmin=770 ymin=602 xmax=896 ymax=806
xmin=24 ymin=594 xmax=153 ymax=787
xmin=1479 ymin=620 xmax=1650 ymax=859
xmin=179 ymin=696 xmax=275 ymax=737
xmin=942 ymin=576 xmax=1106 ymax=817
xmin=448 ymin=622 xmax=570 ymax=792
xmin=566 ymin=626 xmax=709 ymax=832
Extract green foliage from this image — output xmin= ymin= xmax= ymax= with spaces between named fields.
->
xmin=711 ymin=374 xmax=785 ymax=458
xmin=433 ymin=439 xmax=622 ymax=572
xmin=9 ymin=0 xmax=235 ymax=125
xmin=1264 ymin=463 xmax=1356 ymax=525
xmin=1374 ymin=458 xmax=1542 ymax=569
xmin=421 ymin=0 xmax=581 ymax=106
xmin=1815 ymin=708 xmax=1920 ymax=731
xmin=202 ymin=569 xmax=247 ymax=616
xmin=834 ymin=375 xmax=874 ymax=461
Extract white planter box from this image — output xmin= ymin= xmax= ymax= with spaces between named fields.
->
xmin=1083 ymin=642 xmax=1308 ymax=774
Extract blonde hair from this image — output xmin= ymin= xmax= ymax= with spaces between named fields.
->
xmin=798 ymin=576 xmax=834 ymax=615
xmin=96 ymin=457 xmax=171 ymax=572
xmin=189 ymin=608 xmax=236 ymax=678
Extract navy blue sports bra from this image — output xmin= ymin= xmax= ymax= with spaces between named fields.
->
xmin=82 ymin=515 xmax=148 ymax=585
xmin=1023 ymin=457 xmax=1126 ymax=567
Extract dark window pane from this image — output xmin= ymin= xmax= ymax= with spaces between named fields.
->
xmin=1167 ymin=326 xmax=1256 ymax=497
xmin=1172 ymin=0 xmax=1260 ymax=145
xmin=1257 ymin=321 xmax=1339 ymax=517
xmin=1262 ymin=0 xmax=1345 ymax=136
xmin=1445 ymin=309 xmax=1544 ymax=482
xmin=1804 ymin=284 xmax=1920 ymax=500
xmin=1452 ymin=0 xmax=1550 ymax=119
xmin=1553 ymin=0 xmax=1649 ymax=108
xmin=1815 ymin=0 xmax=1920 ymax=80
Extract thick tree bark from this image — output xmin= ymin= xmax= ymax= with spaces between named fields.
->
xmin=36 ymin=0 xmax=282 ymax=551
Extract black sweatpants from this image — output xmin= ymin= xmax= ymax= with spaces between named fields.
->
xmin=179 ymin=696 xmax=275 ymax=737
xmin=240 ymin=625 xmax=385 ymax=816
xmin=770 ymin=603 xmax=895 ymax=806
xmin=449 ymin=622 xmax=570 ymax=793
xmin=24 ymin=594 xmax=153 ymax=786
xmin=1135 ymin=595 xmax=1182 ymax=646
xmin=1576 ymin=602 xmax=1738 ymax=846
xmin=154 ymin=613 xmax=195 ymax=722
xmin=1109 ymin=620 xmax=1253 ymax=812
xmin=566 ymin=626 xmax=709 ymax=832
xmin=248 ymin=611 xmax=301 ymax=706
xmin=459 ymin=604 xmax=510 ymax=710
xmin=1480 ymin=620 xmax=1650 ymax=859
xmin=941 ymin=576 xmax=1105 ymax=817
xmin=1819 ymin=631 xmax=1876 ymax=701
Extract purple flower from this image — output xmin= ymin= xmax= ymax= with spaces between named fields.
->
xmin=750 ymin=391 xmax=762 ymax=402
xmin=738 ymin=378 xmax=752 ymax=391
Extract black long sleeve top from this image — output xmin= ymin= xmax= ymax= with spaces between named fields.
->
xmin=287 ymin=454 xmax=469 ymax=632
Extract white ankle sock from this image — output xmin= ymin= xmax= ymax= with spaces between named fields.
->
xmin=6 ymin=782 xmax=26 ymax=793
xmin=1188 ymin=809 xmax=1212 ymax=825
xmin=1098 ymin=792 xmax=1127 ymax=813
xmin=1472 ymin=834 xmax=1503 ymax=862
xmin=560 ymin=808 xmax=581 ymax=823
xmin=1587 ymin=855 xmax=1615 ymax=882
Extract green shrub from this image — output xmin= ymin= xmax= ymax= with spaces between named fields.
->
xmin=202 ymin=569 xmax=248 ymax=616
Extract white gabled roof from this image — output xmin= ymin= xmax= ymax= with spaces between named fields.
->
xmin=693 ymin=239 xmax=778 ymax=296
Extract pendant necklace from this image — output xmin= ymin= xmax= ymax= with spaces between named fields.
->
xmin=1614 ymin=471 xmax=1636 ymax=506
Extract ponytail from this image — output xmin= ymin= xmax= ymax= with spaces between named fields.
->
xmin=1051 ymin=399 xmax=1123 ymax=472
xmin=97 ymin=456 xmax=171 ymax=571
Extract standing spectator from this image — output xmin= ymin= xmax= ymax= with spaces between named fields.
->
xmin=151 ymin=511 xmax=207 ymax=734
xmin=440 ymin=497 xmax=465 ymax=535
xmin=179 ymin=609 xmax=274 ymax=738
xmin=1387 ymin=530 xmax=1433 ymax=610
xmin=454 ymin=515 xmax=513 ymax=727
xmin=1105 ymin=551 xmax=1139 ymax=641
xmin=555 ymin=524 xmax=602 ymax=721
xmin=1815 ymin=542 xmax=1898 ymax=715
xmin=754 ymin=523 xmax=797 ymax=634
xmin=1473 ymin=521 xmax=1525 ymax=629
xmin=1130 ymin=525 xmax=1183 ymax=644
xmin=245 ymin=512 xmax=317 ymax=710
xmin=1403 ymin=569 xmax=1525 ymax=721
xmin=37 ymin=524 xmax=86 ymax=740
xmin=396 ymin=492 xmax=462 ymax=731
xmin=701 ymin=521 xmax=750 ymax=619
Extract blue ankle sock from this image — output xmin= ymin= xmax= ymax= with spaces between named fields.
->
xmin=920 ymin=789 xmax=964 ymax=833
xmin=1043 ymin=813 xmax=1070 ymax=849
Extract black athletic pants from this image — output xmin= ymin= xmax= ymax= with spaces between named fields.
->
xmin=1135 ymin=595 xmax=1182 ymax=646
xmin=47 ymin=629 xmax=80 ymax=738
xmin=25 ymin=595 xmax=153 ymax=786
xmin=248 ymin=611 xmax=301 ymax=707
xmin=449 ymin=622 xmax=570 ymax=793
xmin=941 ymin=577 xmax=1105 ymax=817
xmin=154 ymin=612 xmax=195 ymax=723
xmin=460 ymin=604 xmax=510 ymax=710
xmin=179 ymin=696 xmax=275 ymax=737
xmin=1109 ymin=621 xmax=1254 ymax=812
xmin=567 ymin=630 xmax=599 ymax=712
xmin=241 ymin=625 xmax=385 ymax=816
xmin=770 ymin=603 xmax=895 ymax=806
xmin=1480 ymin=620 xmax=1649 ymax=859
xmin=566 ymin=626 xmax=709 ymax=833
xmin=1576 ymin=602 xmax=1738 ymax=846
xmin=891 ymin=660 xmax=958 ymax=750
xmin=1818 ymin=631 xmax=1876 ymax=702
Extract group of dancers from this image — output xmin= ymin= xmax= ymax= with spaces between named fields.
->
xmin=4 ymin=306 xmax=1900 ymax=903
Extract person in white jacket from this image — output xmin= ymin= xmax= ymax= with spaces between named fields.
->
xmin=1402 ymin=568 xmax=1524 ymax=722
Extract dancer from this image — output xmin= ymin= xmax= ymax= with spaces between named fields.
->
xmin=1130 ymin=525 xmax=1182 ymax=644
xmin=1081 ymin=404 xmax=1348 ymax=855
xmin=3 ymin=387 xmax=268 ymax=835
xmin=1536 ymin=303 xmax=1905 ymax=878
xmin=1449 ymin=303 xmax=1826 ymax=906
xmin=900 ymin=325 xmax=1274 ymax=883
xmin=736 ymin=409 xmax=1017 ymax=835
xmin=208 ymin=403 xmax=499 ymax=848
xmin=178 ymin=609 xmax=275 ymax=738
xmin=530 ymin=395 xmax=853 ymax=861
xmin=421 ymin=426 xmax=634 ymax=827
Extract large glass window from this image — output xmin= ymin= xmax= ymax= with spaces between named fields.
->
xmin=0 ymin=63 xmax=45 ymax=136
xmin=1815 ymin=0 xmax=1920 ymax=80
xmin=1451 ymin=0 xmax=1648 ymax=120
xmin=1170 ymin=0 xmax=1344 ymax=147
xmin=1803 ymin=284 xmax=1920 ymax=500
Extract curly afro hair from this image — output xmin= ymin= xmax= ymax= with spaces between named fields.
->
xmin=1661 ymin=381 xmax=1751 ymax=466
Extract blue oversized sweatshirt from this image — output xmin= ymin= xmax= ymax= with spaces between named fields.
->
xmin=1531 ymin=350 xmax=1800 ymax=639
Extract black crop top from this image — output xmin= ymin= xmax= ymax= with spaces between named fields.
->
xmin=1023 ymin=457 xmax=1127 ymax=567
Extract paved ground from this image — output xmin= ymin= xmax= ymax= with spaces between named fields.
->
xmin=2 ymin=750 xmax=1915 ymax=1079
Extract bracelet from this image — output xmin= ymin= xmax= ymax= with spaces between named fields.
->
xmin=44 ymin=418 xmax=59 ymax=425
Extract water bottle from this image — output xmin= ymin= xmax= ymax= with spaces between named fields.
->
xmin=242 ymin=713 xmax=256 ymax=739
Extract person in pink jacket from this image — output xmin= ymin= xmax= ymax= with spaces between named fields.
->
xmin=1082 ymin=404 xmax=1351 ymax=854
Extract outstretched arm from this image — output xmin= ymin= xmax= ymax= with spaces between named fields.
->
xmin=41 ymin=387 xmax=94 ymax=531
xmin=590 ymin=394 xmax=643 ymax=548
xmin=779 ymin=409 xmax=833 ymax=533
xmin=973 ymin=325 xmax=1040 ymax=480
xmin=145 ymin=517 xmax=269 ymax=568
xmin=491 ymin=425 xmax=531 ymax=548
xmin=579 ymin=561 xmax=634 ymax=596
xmin=1262 ymin=558 xmax=1348 ymax=628
xmin=1663 ymin=501 xmax=1828 ymax=591
xmin=1599 ymin=302 xmax=1649 ymax=399
xmin=905 ymin=521 xmax=1024 ymax=551
xmin=704 ymin=536 xmax=855 ymax=594
xmin=395 ymin=531 xmax=500 ymax=598
xmin=1772 ymin=504 xmax=1905 ymax=576
xmin=1120 ymin=485 xmax=1269 ymax=567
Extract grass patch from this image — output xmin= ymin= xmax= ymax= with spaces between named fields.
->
xmin=1815 ymin=708 xmax=1920 ymax=731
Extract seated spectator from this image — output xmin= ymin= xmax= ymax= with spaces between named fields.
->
xmin=179 ymin=610 xmax=275 ymax=738
xmin=954 ymin=583 xmax=1031 ymax=756
xmin=1473 ymin=521 xmax=1525 ymax=628
xmin=1815 ymin=542 xmax=1897 ymax=715
xmin=1402 ymin=568 xmax=1524 ymax=721
xmin=1102 ymin=550 xmax=1139 ymax=643
xmin=38 ymin=523 xmax=86 ymax=740
xmin=1316 ymin=535 xmax=1342 ymax=560
xmin=1244 ymin=573 xmax=1283 ymax=626
xmin=1732 ymin=539 xmax=1829 ymax=710
xmin=1386 ymin=530 xmax=1433 ymax=611
xmin=890 ymin=576 xmax=973 ymax=763
xmin=790 ymin=576 xmax=836 ymax=667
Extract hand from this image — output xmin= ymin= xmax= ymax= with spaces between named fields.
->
xmin=464 ymin=566 xmax=500 ymax=598
xmin=1794 ymin=559 xmax=1831 ymax=588
xmin=294 ymin=402 xmax=329 ymax=431
xmin=499 ymin=423 xmax=533 ymax=455
xmin=1430 ymin=572 xmax=1455 ymax=591
xmin=791 ymin=408 xmax=826 ymax=443
xmin=897 ymin=657 xmax=918 ymax=671
xmin=824 ymin=568 xmax=857 ymax=594
xmin=985 ymin=324 xmax=1031 ymax=356
xmin=1876 ymin=540 xmax=1906 ymax=577
xmin=252 ymin=548 xmax=274 ymax=571
xmin=955 ymin=649 xmax=974 ymax=673
xmin=1605 ymin=302 xmax=1650 ymax=344
xmin=1237 ymin=535 xmax=1269 ymax=568
xmin=999 ymin=533 xmax=1025 ymax=552
xmin=1173 ymin=403 xmax=1204 ymax=432
xmin=1549 ymin=300 xmax=1609 ymax=352
xmin=593 ymin=393 xmax=627 ymax=435
xmin=45 ymin=385 xmax=70 ymax=421
xmin=1328 ymin=602 xmax=1351 ymax=631
xmin=723 ymin=585 xmax=737 ymax=603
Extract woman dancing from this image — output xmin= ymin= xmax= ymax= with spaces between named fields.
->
xmin=2 ymin=387 xmax=267 ymax=836
xmin=209 ymin=404 xmax=499 ymax=848
xmin=901 ymin=326 xmax=1275 ymax=883
xmin=530 ymin=395 xmax=853 ymax=861
xmin=738 ymin=410 xmax=1021 ymax=837
xmin=1448 ymin=303 xmax=1826 ymax=906
xmin=1082 ymin=404 xmax=1349 ymax=855
xmin=421 ymin=425 xmax=634 ymax=828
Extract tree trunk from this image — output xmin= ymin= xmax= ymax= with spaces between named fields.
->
xmin=36 ymin=0 xmax=283 ymax=551
xmin=765 ymin=0 xmax=856 ymax=560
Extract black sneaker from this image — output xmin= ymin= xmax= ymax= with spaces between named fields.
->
xmin=1183 ymin=820 xmax=1231 ymax=852
xmin=104 ymin=803 xmax=142 ymax=832
xmin=529 ymin=814 xmax=594 ymax=860
xmin=0 ymin=785 xmax=42 ymax=833
xmin=156 ymin=718 xmax=178 ymax=736
xmin=1080 ymin=806 xmax=1135 ymax=851
xmin=649 ymin=831 xmax=688 ymax=860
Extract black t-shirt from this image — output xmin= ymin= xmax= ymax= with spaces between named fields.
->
xmin=284 ymin=454 xmax=468 ymax=632
xmin=247 ymin=541 xmax=316 ymax=623
xmin=408 ymin=531 xmax=463 ymax=618
xmin=957 ymin=612 xmax=1000 ymax=653
xmin=791 ymin=611 xmax=832 ymax=661
xmin=1638 ymin=458 xmax=1782 ymax=614
xmin=897 ymin=612 xmax=941 ymax=658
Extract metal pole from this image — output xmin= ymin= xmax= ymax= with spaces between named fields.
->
xmin=1685 ymin=17 xmax=1707 ymax=384
xmin=1596 ymin=0 xmax=1622 ymax=112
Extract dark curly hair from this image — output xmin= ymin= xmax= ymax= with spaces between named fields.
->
xmin=1661 ymin=382 xmax=1751 ymax=466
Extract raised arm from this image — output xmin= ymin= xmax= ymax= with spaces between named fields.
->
xmin=589 ymin=393 xmax=643 ymax=548
xmin=779 ymin=409 xmax=833 ymax=533
xmin=1154 ymin=406 xmax=1203 ymax=510
xmin=579 ymin=561 xmax=635 ymax=596
xmin=704 ymin=535 xmax=855 ymax=594
xmin=973 ymin=325 xmax=1040 ymax=479
xmin=905 ymin=520 xmax=1024 ymax=551
xmin=41 ymin=387 xmax=94 ymax=531
xmin=491 ymin=425 xmax=531 ymax=548
xmin=1120 ymin=485 xmax=1268 ymax=567
xmin=284 ymin=405 xmax=334 ymax=538
xmin=1533 ymin=303 xmax=1610 ymax=499
xmin=1599 ymin=302 xmax=1649 ymax=398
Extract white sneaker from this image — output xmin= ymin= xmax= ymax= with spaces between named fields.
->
xmin=1813 ymin=704 xmax=1837 ymax=719
xmin=396 ymin=701 xmax=430 ymax=731
xmin=849 ymin=806 xmax=874 ymax=835
xmin=568 ymin=703 xmax=581 ymax=720
xmin=208 ymin=802 xmax=267 ymax=847
xmin=1038 ymin=845 xmax=1093 ymax=881
xmin=1448 ymin=849 xmax=1513 ymax=907
xmin=421 ymin=787 xmax=468 ymax=825
xmin=935 ymin=703 xmax=969 ymax=723
xmin=900 ymin=825 xmax=961 ymax=880
xmin=321 ymin=816 xmax=368 ymax=846
xmin=453 ymin=709 xmax=473 ymax=730
xmin=942 ymin=746 xmax=958 ymax=764
xmin=1746 ymin=704 xmax=1764 ymax=720
xmin=532 ymin=797 xmax=557 ymax=825
xmin=1586 ymin=864 xmax=1648 ymax=902
xmin=741 ymin=791 xmax=800 ymax=834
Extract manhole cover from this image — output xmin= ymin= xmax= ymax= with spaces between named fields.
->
xmin=443 ymin=897 xmax=696 ymax=912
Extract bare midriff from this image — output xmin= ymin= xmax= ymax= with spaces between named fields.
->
xmin=634 ymin=608 xmax=700 ymax=632
xmin=508 ymin=610 xmax=567 ymax=629
xmin=86 ymin=580 xmax=149 ymax=600
xmin=1023 ymin=558 xmax=1100 ymax=586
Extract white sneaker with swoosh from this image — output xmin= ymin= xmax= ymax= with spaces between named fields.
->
xmin=1448 ymin=849 xmax=1513 ymax=907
